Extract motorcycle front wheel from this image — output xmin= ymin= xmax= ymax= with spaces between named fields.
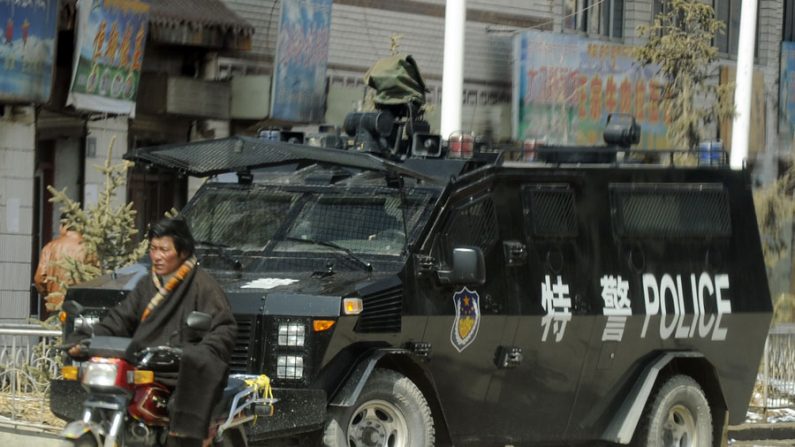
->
xmin=70 ymin=433 xmax=99 ymax=447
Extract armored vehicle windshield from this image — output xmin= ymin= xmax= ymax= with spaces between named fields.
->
xmin=180 ymin=167 xmax=439 ymax=261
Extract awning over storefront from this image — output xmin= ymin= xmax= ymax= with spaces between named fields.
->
xmin=60 ymin=0 xmax=254 ymax=50
xmin=148 ymin=0 xmax=254 ymax=50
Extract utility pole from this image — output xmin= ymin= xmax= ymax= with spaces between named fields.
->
xmin=440 ymin=0 xmax=466 ymax=139
xmin=730 ymin=0 xmax=758 ymax=170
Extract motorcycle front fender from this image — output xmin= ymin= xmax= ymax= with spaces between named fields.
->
xmin=62 ymin=419 xmax=104 ymax=442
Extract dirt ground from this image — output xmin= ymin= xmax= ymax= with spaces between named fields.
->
xmin=0 ymin=392 xmax=64 ymax=428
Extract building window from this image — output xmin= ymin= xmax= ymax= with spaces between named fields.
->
xmin=712 ymin=0 xmax=759 ymax=56
xmin=564 ymin=0 xmax=624 ymax=38
xmin=714 ymin=0 xmax=741 ymax=54
xmin=649 ymin=0 xmax=757 ymax=57
xmin=785 ymin=0 xmax=795 ymax=41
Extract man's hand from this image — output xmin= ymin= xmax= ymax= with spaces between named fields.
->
xmin=67 ymin=343 xmax=87 ymax=359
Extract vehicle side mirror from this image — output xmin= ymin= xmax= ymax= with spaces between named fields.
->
xmin=437 ymin=246 xmax=486 ymax=285
xmin=186 ymin=311 xmax=212 ymax=332
xmin=62 ymin=300 xmax=85 ymax=317
xmin=184 ymin=311 xmax=212 ymax=343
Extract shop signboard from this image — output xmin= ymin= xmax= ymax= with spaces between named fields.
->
xmin=0 ymin=0 xmax=58 ymax=103
xmin=780 ymin=41 xmax=795 ymax=136
xmin=68 ymin=0 xmax=149 ymax=116
xmin=513 ymin=30 xmax=669 ymax=149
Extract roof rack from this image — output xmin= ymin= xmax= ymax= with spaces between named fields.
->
xmin=124 ymin=136 xmax=444 ymax=183
xmin=491 ymin=146 xmax=729 ymax=167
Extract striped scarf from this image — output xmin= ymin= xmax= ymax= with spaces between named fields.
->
xmin=141 ymin=256 xmax=197 ymax=322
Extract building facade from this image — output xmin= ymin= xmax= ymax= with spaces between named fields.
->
xmin=0 ymin=0 xmax=253 ymax=320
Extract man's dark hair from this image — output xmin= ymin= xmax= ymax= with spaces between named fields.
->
xmin=148 ymin=217 xmax=195 ymax=257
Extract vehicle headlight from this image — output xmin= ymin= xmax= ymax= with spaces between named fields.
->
xmin=278 ymin=323 xmax=305 ymax=347
xmin=276 ymin=355 xmax=304 ymax=380
xmin=82 ymin=359 xmax=120 ymax=387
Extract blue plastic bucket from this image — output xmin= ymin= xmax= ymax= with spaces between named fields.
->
xmin=698 ymin=140 xmax=722 ymax=166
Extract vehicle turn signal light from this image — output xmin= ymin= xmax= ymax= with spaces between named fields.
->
xmin=313 ymin=320 xmax=336 ymax=332
xmin=58 ymin=311 xmax=67 ymax=323
xmin=62 ymin=366 xmax=79 ymax=381
xmin=342 ymin=297 xmax=363 ymax=315
xmin=134 ymin=370 xmax=154 ymax=385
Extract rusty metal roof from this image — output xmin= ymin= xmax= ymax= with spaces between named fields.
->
xmin=149 ymin=0 xmax=254 ymax=35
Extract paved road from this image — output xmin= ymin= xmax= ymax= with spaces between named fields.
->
xmin=731 ymin=443 xmax=795 ymax=446
xmin=0 ymin=427 xmax=64 ymax=446
xmin=3 ymin=424 xmax=795 ymax=446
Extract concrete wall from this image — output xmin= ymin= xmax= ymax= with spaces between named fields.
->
xmin=0 ymin=107 xmax=36 ymax=320
xmin=85 ymin=117 xmax=129 ymax=210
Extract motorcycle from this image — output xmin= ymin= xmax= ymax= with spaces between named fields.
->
xmin=60 ymin=301 xmax=275 ymax=447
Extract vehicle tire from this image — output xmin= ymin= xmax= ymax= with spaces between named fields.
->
xmin=70 ymin=433 xmax=98 ymax=447
xmin=323 ymin=368 xmax=435 ymax=447
xmin=633 ymin=374 xmax=713 ymax=447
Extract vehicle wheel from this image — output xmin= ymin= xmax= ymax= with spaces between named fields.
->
xmin=633 ymin=374 xmax=713 ymax=447
xmin=70 ymin=433 xmax=98 ymax=447
xmin=323 ymin=368 xmax=435 ymax=447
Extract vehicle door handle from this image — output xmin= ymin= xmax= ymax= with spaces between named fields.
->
xmin=494 ymin=345 xmax=523 ymax=368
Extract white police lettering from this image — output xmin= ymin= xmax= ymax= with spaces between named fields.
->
xmin=600 ymin=275 xmax=631 ymax=341
xmin=541 ymin=275 xmax=572 ymax=342
xmin=641 ymin=273 xmax=731 ymax=341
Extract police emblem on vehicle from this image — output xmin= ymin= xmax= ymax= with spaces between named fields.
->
xmin=451 ymin=287 xmax=481 ymax=352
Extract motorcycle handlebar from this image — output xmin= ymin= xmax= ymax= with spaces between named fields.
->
xmin=135 ymin=345 xmax=183 ymax=369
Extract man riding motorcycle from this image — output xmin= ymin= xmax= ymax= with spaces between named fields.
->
xmin=69 ymin=217 xmax=237 ymax=447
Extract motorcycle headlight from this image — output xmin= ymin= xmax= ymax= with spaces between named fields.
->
xmin=82 ymin=359 xmax=121 ymax=387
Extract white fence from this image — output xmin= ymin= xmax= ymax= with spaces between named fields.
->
xmin=0 ymin=324 xmax=63 ymax=432
xmin=753 ymin=323 xmax=795 ymax=420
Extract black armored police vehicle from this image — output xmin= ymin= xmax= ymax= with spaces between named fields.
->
xmin=52 ymin=56 xmax=772 ymax=446
xmin=52 ymin=132 xmax=772 ymax=446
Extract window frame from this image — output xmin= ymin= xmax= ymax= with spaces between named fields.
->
xmin=563 ymin=0 xmax=624 ymax=39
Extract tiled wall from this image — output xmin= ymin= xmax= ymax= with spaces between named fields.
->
xmin=0 ymin=107 xmax=35 ymax=320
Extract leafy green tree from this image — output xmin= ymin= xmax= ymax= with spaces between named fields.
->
xmin=634 ymin=0 xmax=734 ymax=149
xmin=46 ymin=137 xmax=148 ymax=307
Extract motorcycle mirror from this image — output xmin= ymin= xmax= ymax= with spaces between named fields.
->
xmin=185 ymin=311 xmax=211 ymax=332
xmin=62 ymin=300 xmax=85 ymax=317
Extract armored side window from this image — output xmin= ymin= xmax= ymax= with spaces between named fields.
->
xmin=436 ymin=195 xmax=499 ymax=263
xmin=610 ymin=183 xmax=731 ymax=238
xmin=521 ymin=184 xmax=578 ymax=238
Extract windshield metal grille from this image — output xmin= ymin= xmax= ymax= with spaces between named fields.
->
xmin=288 ymin=197 xmax=403 ymax=247
xmin=185 ymin=188 xmax=297 ymax=250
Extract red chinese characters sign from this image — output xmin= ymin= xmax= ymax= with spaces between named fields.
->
xmin=513 ymin=30 xmax=670 ymax=149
